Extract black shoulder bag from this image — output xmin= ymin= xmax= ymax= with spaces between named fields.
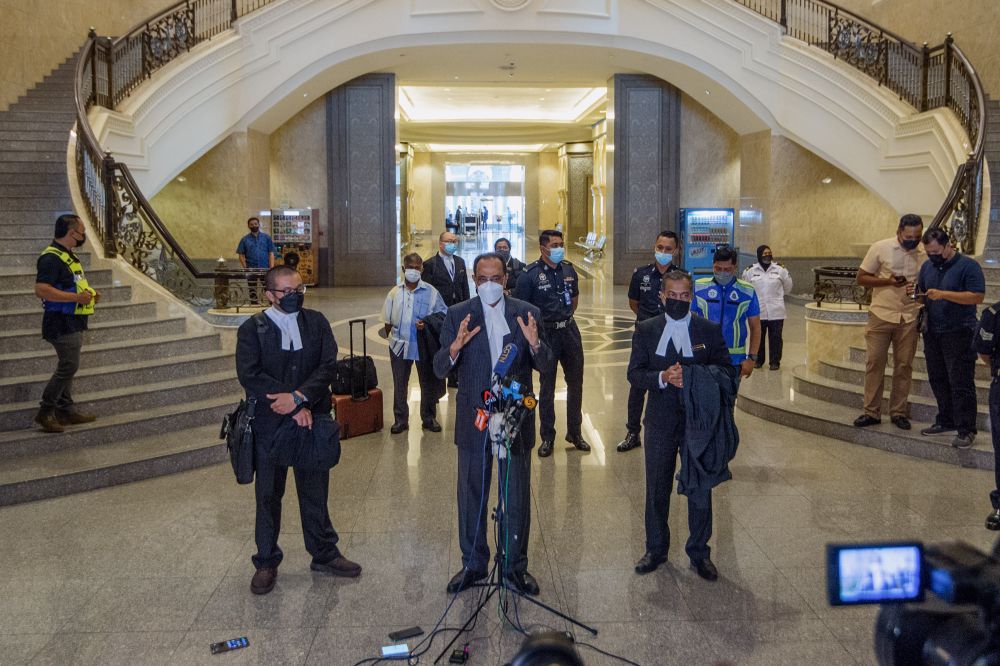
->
xmin=219 ymin=314 xmax=270 ymax=484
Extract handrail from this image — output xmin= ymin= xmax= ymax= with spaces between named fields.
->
xmin=71 ymin=0 xmax=989 ymax=310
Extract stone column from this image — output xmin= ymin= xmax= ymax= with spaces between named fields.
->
xmin=609 ymin=74 xmax=681 ymax=284
xmin=326 ymin=73 xmax=397 ymax=286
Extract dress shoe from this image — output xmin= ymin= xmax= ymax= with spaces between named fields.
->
xmin=691 ymin=558 xmax=719 ymax=581
xmin=504 ymin=570 xmax=540 ymax=596
xmin=952 ymin=432 xmax=976 ymax=449
xmin=754 ymin=362 xmax=763 ymax=369
xmin=446 ymin=568 xmax=487 ymax=594
xmin=987 ymin=508 xmax=1000 ymax=531
xmin=920 ymin=423 xmax=957 ymax=436
xmin=565 ymin=434 xmax=591 ymax=452
xmin=422 ymin=419 xmax=442 ymax=432
xmin=634 ymin=552 xmax=667 ymax=575
xmin=616 ymin=431 xmax=641 ymax=453
xmin=34 ymin=410 xmax=64 ymax=433
xmin=890 ymin=415 xmax=911 ymax=430
xmin=250 ymin=567 xmax=277 ymax=595
xmin=769 ymin=363 xmax=780 ymax=370
xmin=311 ymin=554 xmax=362 ymax=577
xmin=55 ymin=410 xmax=96 ymax=425
xmin=537 ymin=439 xmax=554 ymax=457
xmin=390 ymin=422 xmax=408 ymax=434
xmin=853 ymin=414 xmax=881 ymax=428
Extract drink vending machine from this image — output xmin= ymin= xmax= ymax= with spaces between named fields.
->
xmin=677 ymin=208 xmax=736 ymax=276
xmin=261 ymin=208 xmax=319 ymax=286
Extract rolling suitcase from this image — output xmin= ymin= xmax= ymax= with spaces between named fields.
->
xmin=332 ymin=319 xmax=383 ymax=439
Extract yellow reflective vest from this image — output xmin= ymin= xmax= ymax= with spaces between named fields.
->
xmin=40 ymin=246 xmax=95 ymax=316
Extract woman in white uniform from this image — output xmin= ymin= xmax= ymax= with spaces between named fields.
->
xmin=742 ymin=245 xmax=793 ymax=370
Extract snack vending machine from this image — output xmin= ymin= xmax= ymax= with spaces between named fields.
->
xmin=677 ymin=208 xmax=735 ymax=276
xmin=262 ymin=208 xmax=319 ymax=286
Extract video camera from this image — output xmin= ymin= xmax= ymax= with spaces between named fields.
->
xmin=827 ymin=539 xmax=1000 ymax=665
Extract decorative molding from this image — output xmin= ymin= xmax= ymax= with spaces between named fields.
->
xmin=804 ymin=304 xmax=869 ymax=323
xmin=489 ymin=0 xmax=532 ymax=10
xmin=410 ymin=0 xmax=484 ymax=16
xmin=537 ymin=0 xmax=611 ymax=17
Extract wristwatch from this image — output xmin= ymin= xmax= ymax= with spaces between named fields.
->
xmin=746 ymin=354 xmax=759 ymax=362
xmin=292 ymin=391 xmax=306 ymax=406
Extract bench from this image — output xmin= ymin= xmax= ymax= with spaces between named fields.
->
xmin=576 ymin=233 xmax=607 ymax=260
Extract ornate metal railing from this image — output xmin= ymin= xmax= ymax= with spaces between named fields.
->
xmin=74 ymin=0 xmax=275 ymax=309
xmin=735 ymin=0 xmax=987 ymax=254
xmin=813 ymin=267 xmax=872 ymax=308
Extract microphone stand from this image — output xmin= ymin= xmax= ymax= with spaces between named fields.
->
xmin=434 ymin=373 xmax=597 ymax=664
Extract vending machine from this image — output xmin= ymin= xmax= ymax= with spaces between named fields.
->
xmin=677 ymin=208 xmax=736 ymax=276
xmin=261 ymin=208 xmax=320 ymax=286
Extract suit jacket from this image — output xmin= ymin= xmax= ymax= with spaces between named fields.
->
xmin=626 ymin=313 xmax=735 ymax=434
xmin=422 ymin=253 xmax=470 ymax=307
xmin=235 ymin=308 xmax=337 ymax=443
xmin=433 ymin=296 xmax=555 ymax=453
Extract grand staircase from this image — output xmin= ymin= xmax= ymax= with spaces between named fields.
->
xmin=0 ymin=56 xmax=242 ymax=506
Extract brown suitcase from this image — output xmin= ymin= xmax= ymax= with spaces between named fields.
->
xmin=333 ymin=389 xmax=383 ymax=439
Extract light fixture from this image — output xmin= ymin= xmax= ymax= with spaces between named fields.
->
xmin=704 ymin=89 xmax=711 ymax=95
xmin=176 ymin=176 xmax=187 ymax=183
xmin=427 ymin=143 xmax=546 ymax=152
xmin=821 ymin=177 xmax=833 ymax=184
xmin=303 ymin=92 xmax=309 ymax=97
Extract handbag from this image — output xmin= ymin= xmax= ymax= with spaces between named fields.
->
xmin=267 ymin=412 xmax=342 ymax=470
xmin=220 ymin=397 xmax=256 ymax=484
xmin=331 ymin=318 xmax=378 ymax=398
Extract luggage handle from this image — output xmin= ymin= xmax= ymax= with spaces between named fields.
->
xmin=347 ymin=318 xmax=367 ymax=359
xmin=347 ymin=318 xmax=369 ymax=400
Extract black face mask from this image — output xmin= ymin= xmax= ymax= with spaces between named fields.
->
xmin=278 ymin=292 xmax=304 ymax=313
xmin=928 ymin=253 xmax=947 ymax=267
xmin=900 ymin=239 xmax=919 ymax=251
xmin=76 ymin=233 xmax=86 ymax=247
xmin=250 ymin=226 xmax=260 ymax=234
xmin=497 ymin=250 xmax=511 ymax=261
xmin=662 ymin=297 xmax=690 ymax=320
xmin=760 ymin=257 xmax=772 ymax=267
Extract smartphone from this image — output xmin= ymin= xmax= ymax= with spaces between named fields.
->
xmin=826 ymin=542 xmax=924 ymax=606
xmin=388 ymin=626 xmax=424 ymax=642
xmin=210 ymin=637 xmax=249 ymax=654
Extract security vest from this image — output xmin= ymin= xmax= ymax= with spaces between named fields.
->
xmin=692 ymin=276 xmax=758 ymax=363
xmin=40 ymin=246 xmax=95 ymax=316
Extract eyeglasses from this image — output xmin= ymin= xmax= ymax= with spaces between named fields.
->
xmin=267 ymin=286 xmax=306 ymax=296
xmin=475 ymin=276 xmax=505 ymax=284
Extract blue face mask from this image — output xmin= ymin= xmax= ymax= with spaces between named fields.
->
xmin=548 ymin=247 xmax=565 ymax=264
xmin=655 ymin=252 xmax=673 ymax=267
xmin=714 ymin=270 xmax=735 ymax=286
xmin=443 ymin=242 xmax=457 ymax=255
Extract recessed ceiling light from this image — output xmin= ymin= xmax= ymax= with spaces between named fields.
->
xmin=176 ymin=176 xmax=187 ymax=183
xmin=704 ymin=89 xmax=711 ymax=95
xmin=821 ymin=177 xmax=833 ymax=184
xmin=545 ymin=89 xmax=552 ymax=92
xmin=303 ymin=92 xmax=309 ymax=97
xmin=453 ymin=76 xmax=459 ymax=80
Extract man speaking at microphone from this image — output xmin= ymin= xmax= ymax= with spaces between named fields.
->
xmin=434 ymin=253 xmax=554 ymax=596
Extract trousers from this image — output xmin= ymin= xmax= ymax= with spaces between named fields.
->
xmin=758 ymin=319 xmax=785 ymax=367
xmin=538 ymin=321 xmax=584 ymax=440
xmin=389 ymin=350 xmax=438 ymax=425
xmin=862 ymin=314 xmax=919 ymax=418
xmin=40 ymin=331 xmax=83 ymax=412
xmin=923 ymin=327 xmax=978 ymax=436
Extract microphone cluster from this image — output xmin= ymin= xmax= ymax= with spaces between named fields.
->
xmin=474 ymin=343 xmax=537 ymax=458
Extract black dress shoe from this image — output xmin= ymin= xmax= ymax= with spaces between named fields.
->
xmin=616 ymin=432 xmax=641 ymax=452
xmin=390 ymin=422 xmax=408 ymax=434
xmin=538 ymin=439 xmax=554 ymax=457
xmin=853 ymin=414 xmax=881 ymax=428
xmin=422 ymin=419 xmax=442 ymax=432
xmin=890 ymin=415 xmax=911 ymax=430
xmin=769 ymin=363 xmax=780 ymax=370
xmin=250 ymin=567 xmax=277 ymax=595
xmin=691 ymin=558 xmax=719 ymax=581
xmin=920 ymin=423 xmax=957 ymax=435
xmin=446 ymin=568 xmax=487 ymax=594
xmin=634 ymin=552 xmax=667 ymax=575
xmin=987 ymin=509 xmax=1000 ymax=531
xmin=565 ymin=434 xmax=591 ymax=452
xmin=505 ymin=571 xmax=540 ymax=596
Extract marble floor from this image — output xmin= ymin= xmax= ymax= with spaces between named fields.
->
xmin=1 ymin=276 xmax=996 ymax=665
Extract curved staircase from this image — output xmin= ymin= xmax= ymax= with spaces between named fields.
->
xmin=0 ymin=56 xmax=242 ymax=506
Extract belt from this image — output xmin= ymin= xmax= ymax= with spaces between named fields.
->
xmin=544 ymin=318 xmax=572 ymax=329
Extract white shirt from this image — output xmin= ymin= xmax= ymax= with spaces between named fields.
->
xmin=381 ymin=281 xmax=446 ymax=360
xmin=656 ymin=312 xmax=692 ymax=388
xmin=742 ymin=262 xmax=793 ymax=320
xmin=481 ymin=295 xmax=510 ymax=369
xmin=439 ymin=251 xmax=456 ymax=280
xmin=264 ymin=306 xmax=303 ymax=351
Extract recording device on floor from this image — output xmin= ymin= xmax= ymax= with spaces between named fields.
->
xmin=827 ymin=538 xmax=1000 ymax=665
xmin=388 ymin=626 xmax=424 ymax=642
xmin=209 ymin=637 xmax=249 ymax=654
xmin=506 ymin=631 xmax=583 ymax=666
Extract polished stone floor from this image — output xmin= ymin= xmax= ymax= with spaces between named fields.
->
xmin=1 ymin=271 xmax=996 ymax=665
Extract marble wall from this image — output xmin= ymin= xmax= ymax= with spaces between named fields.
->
xmin=680 ymin=92 xmax=741 ymax=215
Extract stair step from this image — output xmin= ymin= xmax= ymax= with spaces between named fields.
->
xmin=0 ymin=161 xmax=66 ymax=174
xmin=0 ymin=129 xmax=72 ymax=142
xmin=0 ymin=172 xmax=67 ymax=185
xmin=9 ymin=100 xmax=74 ymax=112
xmin=736 ymin=372 xmax=992 ymax=470
xmin=0 ymin=300 xmax=157 ymax=331
xmin=0 ymin=151 xmax=67 ymax=163
xmin=1 ymin=238 xmax=66 ymax=252
xmin=0 ymin=119 xmax=76 ymax=132
xmin=0 ymin=349 xmax=233 ymax=404
xmin=0 ymin=196 xmax=74 ymax=211
xmin=0 ymin=284 xmax=130 ymax=310
xmin=0 ymin=422 xmax=230 ymax=507
xmin=4 ymin=251 xmax=88 ymax=268
xmin=847 ymin=345 xmax=992 ymax=380
xmin=0 ymin=112 xmax=76 ymax=125
xmin=21 ymin=90 xmax=76 ymax=100
xmin=2 ymin=315 xmax=188 ymax=354
xmin=0 ymin=139 xmax=68 ymax=152
xmin=818 ymin=358 xmax=991 ymax=403
xmin=0 ymin=210 xmax=66 ymax=224
xmin=0 ymin=183 xmax=68 ymax=196
xmin=1 ymin=267 xmax=109 ymax=291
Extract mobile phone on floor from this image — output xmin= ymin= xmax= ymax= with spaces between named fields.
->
xmin=388 ymin=626 xmax=424 ymax=642
xmin=210 ymin=637 xmax=249 ymax=654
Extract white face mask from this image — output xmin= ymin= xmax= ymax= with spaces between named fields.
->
xmin=477 ymin=281 xmax=504 ymax=305
xmin=404 ymin=269 xmax=421 ymax=284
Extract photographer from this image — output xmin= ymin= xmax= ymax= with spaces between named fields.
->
xmin=975 ymin=300 xmax=1000 ymax=529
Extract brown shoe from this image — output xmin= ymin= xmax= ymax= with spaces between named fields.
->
xmin=311 ymin=555 xmax=362 ymax=578
xmin=250 ymin=567 xmax=277 ymax=595
xmin=56 ymin=410 xmax=97 ymax=425
xmin=34 ymin=410 xmax=65 ymax=433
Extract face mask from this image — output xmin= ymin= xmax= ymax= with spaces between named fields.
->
xmin=443 ymin=242 xmax=457 ymax=255
xmin=928 ymin=253 xmax=946 ymax=267
xmin=75 ymin=233 xmax=86 ymax=247
xmin=404 ymin=269 xmax=421 ymax=284
xmin=760 ymin=256 xmax=772 ymax=267
xmin=548 ymin=247 xmax=565 ymax=264
xmin=714 ymin=271 xmax=735 ymax=286
xmin=496 ymin=249 xmax=511 ymax=261
xmin=477 ymin=281 xmax=503 ymax=305
xmin=277 ymin=292 xmax=304 ymax=313
xmin=250 ymin=226 xmax=259 ymax=234
xmin=663 ymin=297 xmax=690 ymax=320
xmin=900 ymin=239 xmax=919 ymax=251
xmin=655 ymin=252 xmax=673 ymax=267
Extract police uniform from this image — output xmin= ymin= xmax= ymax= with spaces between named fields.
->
xmin=691 ymin=277 xmax=760 ymax=366
xmin=973 ymin=303 xmax=1000 ymax=526
xmin=513 ymin=258 xmax=587 ymax=452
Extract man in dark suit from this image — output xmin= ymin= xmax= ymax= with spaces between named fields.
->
xmin=422 ymin=231 xmax=470 ymax=307
xmin=235 ymin=265 xmax=361 ymax=595
xmin=628 ymin=270 xmax=736 ymax=581
xmin=434 ymin=253 xmax=554 ymax=596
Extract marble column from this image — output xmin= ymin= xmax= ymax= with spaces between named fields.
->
xmin=609 ymin=74 xmax=681 ymax=284
xmin=326 ymin=73 xmax=397 ymax=286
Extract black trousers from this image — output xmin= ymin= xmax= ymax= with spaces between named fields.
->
xmin=389 ymin=350 xmax=438 ymax=425
xmin=456 ymin=436 xmax=531 ymax=575
xmin=923 ymin=328 xmax=978 ymax=436
xmin=643 ymin=417 xmax=712 ymax=561
xmin=252 ymin=449 xmax=341 ymax=570
xmin=758 ymin=319 xmax=785 ymax=367
xmin=40 ymin=330 xmax=82 ymax=412
xmin=990 ymin=381 xmax=1000 ymax=509
xmin=625 ymin=383 xmax=646 ymax=434
xmin=538 ymin=321 xmax=584 ymax=440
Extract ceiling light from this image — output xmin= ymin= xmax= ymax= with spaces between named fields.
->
xmin=176 ymin=176 xmax=187 ymax=182
xmin=427 ymin=143 xmax=545 ymax=152
xmin=821 ymin=177 xmax=833 ymax=184
xmin=303 ymin=92 xmax=309 ymax=97
xmin=704 ymin=89 xmax=711 ymax=95
xmin=546 ymin=89 xmax=552 ymax=92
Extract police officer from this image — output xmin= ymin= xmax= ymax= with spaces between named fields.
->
xmin=514 ymin=229 xmax=589 ymax=457
xmin=494 ymin=237 xmax=525 ymax=291
xmin=617 ymin=230 xmax=683 ymax=453
xmin=975 ymin=302 xmax=1000 ymax=530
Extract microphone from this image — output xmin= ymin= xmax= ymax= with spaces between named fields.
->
xmin=492 ymin=343 xmax=519 ymax=380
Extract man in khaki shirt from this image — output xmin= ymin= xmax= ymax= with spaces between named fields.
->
xmin=853 ymin=214 xmax=926 ymax=429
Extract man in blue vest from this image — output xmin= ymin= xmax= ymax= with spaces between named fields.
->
xmin=237 ymin=216 xmax=277 ymax=304
xmin=34 ymin=214 xmax=100 ymax=433
xmin=691 ymin=246 xmax=762 ymax=379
